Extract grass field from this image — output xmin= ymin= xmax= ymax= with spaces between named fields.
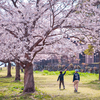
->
xmin=0 ymin=67 xmax=100 ymax=100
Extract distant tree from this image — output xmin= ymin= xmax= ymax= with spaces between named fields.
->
xmin=74 ymin=65 xmax=77 ymax=69
xmin=84 ymin=44 xmax=94 ymax=56
xmin=72 ymin=0 xmax=100 ymax=80
xmin=7 ymin=61 xmax=12 ymax=77
xmin=15 ymin=63 xmax=20 ymax=81
xmin=77 ymin=65 xmax=81 ymax=69
xmin=69 ymin=63 xmax=74 ymax=70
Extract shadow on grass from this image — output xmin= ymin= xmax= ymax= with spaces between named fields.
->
xmin=0 ymin=76 xmax=15 ymax=78
xmin=59 ymin=89 xmax=65 ymax=91
xmin=88 ymin=80 xmax=100 ymax=84
xmin=74 ymin=92 xmax=80 ymax=94
xmin=0 ymin=76 xmax=20 ymax=84
xmin=79 ymin=80 xmax=100 ymax=90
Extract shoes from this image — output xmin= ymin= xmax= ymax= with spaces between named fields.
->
xmin=74 ymin=89 xmax=77 ymax=92
xmin=59 ymin=87 xmax=65 ymax=89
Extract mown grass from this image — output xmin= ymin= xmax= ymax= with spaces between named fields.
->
xmin=0 ymin=67 xmax=51 ymax=100
xmin=34 ymin=74 xmax=100 ymax=100
xmin=0 ymin=67 xmax=100 ymax=100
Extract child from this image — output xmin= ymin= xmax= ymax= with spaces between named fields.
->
xmin=57 ymin=69 xmax=67 ymax=89
xmin=73 ymin=69 xmax=80 ymax=92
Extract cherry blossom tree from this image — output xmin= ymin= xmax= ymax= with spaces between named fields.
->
xmin=0 ymin=0 xmax=87 ymax=92
xmin=70 ymin=0 xmax=100 ymax=80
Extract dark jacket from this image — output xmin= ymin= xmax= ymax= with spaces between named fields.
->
xmin=73 ymin=73 xmax=80 ymax=82
xmin=57 ymin=71 xmax=66 ymax=81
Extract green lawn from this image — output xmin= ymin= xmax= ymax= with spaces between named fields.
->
xmin=0 ymin=67 xmax=100 ymax=100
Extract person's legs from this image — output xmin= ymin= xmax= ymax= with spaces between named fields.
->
xmin=74 ymin=84 xmax=76 ymax=91
xmin=74 ymin=80 xmax=76 ymax=91
xmin=62 ymin=80 xmax=65 ymax=89
xmin=74 ymin=80 xmax=78 ymax=92
xmin=59 ymin=81 xmax=61 ymax=89
xmin=76 ymin=81 xmax=79 ymax=91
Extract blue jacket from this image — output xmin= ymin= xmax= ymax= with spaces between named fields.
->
xmin=73 ymin=73 xmax=80 ymax=82
xmin=57 ymin=71 xmax=66 ymax=81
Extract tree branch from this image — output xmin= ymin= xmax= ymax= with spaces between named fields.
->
xmin=11 ymin=0 xmax=18 ymax=8
xmin=5 ymin=28 xmax=18 ymax=38
xmin=29 ymin=39 xmax=43 ymax=51
xmin=32 ymin=47 xmax=43 ymax=61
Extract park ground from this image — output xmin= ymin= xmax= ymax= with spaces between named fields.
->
xmin=0 ymin=67 xmax=100 ymax=100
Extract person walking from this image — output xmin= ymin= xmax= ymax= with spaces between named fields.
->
xmin=57 ymin=69 xmax=67 ymax=89
xmin=73 ymin=69 xmax=80 ymax=92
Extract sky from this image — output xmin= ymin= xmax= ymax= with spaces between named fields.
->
xmin=0 ymin=62 xmax=5 ymax=67
xmin=0 ymin=62 xmax=15 ymax=67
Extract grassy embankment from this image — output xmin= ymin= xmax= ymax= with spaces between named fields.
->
xmin=0 ymin=67 xmax=100 ymax=100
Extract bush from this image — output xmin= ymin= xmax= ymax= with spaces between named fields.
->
xmin=13 ymin=86 xmax=19 ymax=89
xmin=34 ymin=70 xmax=98 ymax=76
xmin=69 ymin=63 xmax=74 ymax=70
xmin=35 ymin=71 xmax=40 ymax=73
xmin=65 ymin=70 xmax=75 ymax=75
xmin=74 ymin=65 xmax=77 ymax=69
xmin=77 ymin=65 xmax=81 ymax=69
xmin=43 ymin=70 xmax=49 ymax=74
xmin=21 ymin=86 xmax=24 ymax=90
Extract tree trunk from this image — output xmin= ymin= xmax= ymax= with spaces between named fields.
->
xmin=15 ymin=63 xmax=20 ymax=81
xmin=7 ymin=61 xmax=12 ymax=77
xmin=99 ymin=51 xmax=100 ymax=80
xmin=23 ymin=62 xmax=35 ymax=93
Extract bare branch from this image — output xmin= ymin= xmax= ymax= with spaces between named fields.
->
xmin=48 ymin=0 xmax=55 ymax=28
xmin=0 ymin=6 xmax=13 ymax=15
xmin=36 ymin=0 xmax=40 ymax=7
xmin=44 ymin=38 xmax=62 ymax=46
xmin=29 ymin=39 xmax=43 ymax=51
xmin=5 ymin=28 xmax=18 ymax=38
xmin=32 ymin=47 xmax=43 ymax=61
xmin=11 ymin=0 xmax=18 ymax=8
